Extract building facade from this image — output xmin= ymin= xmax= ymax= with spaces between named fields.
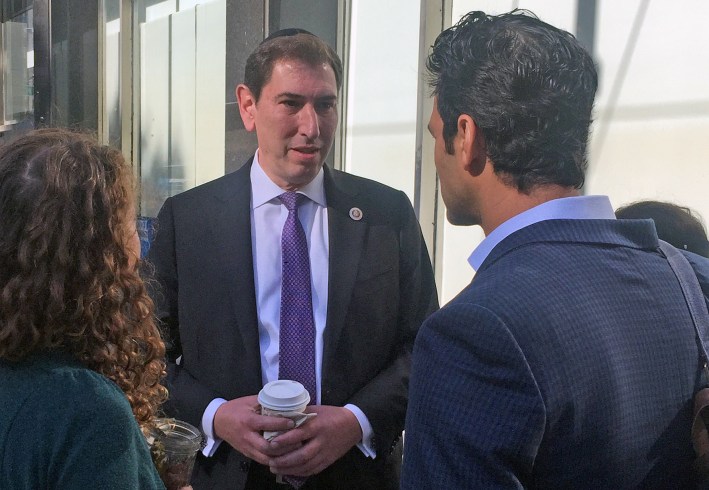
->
xmin=2 ymin=0 xmax=707 ymax=301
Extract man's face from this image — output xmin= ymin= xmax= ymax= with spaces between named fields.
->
xmin=429 ymin=98 xmax=478 ymax=226
xmin=239 ymin=59 xmax=338 ymax=190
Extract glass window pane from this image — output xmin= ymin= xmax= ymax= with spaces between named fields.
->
xmin=50 ymin=1 xmax=98 ymax=130
xmin=2 ymin=7 xmax=33 ymax=127
xmin=135 ymin=0 xmax=226 ymax=217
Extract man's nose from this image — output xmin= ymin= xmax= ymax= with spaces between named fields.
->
xmin=299 ymin=104 xmax=320 ymax=139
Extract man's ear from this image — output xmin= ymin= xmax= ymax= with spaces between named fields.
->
xmin=236 ymin=84 xmax=257 ymax=132
xmin=456 ymin=114 xmax=486 ymax=177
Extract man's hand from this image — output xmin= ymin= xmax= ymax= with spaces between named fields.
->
xmin=266 ymin=405 xmax=363 ymax=477
xmin=213 ymin=395 xmax=300 ymax=465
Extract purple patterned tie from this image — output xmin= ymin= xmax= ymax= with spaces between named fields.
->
xmin=278 ymin=192 xmax=316 ymax=489
xmin=278 ymin=192 xmax=317 ymax=406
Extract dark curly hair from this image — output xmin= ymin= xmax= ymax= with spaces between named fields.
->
xmin=427 ymin=10 xmax=598 ymax=192
xmin=244 ymin=31 xmax=343 ymax=101
xmin=0 ymin=128 xmax=167 ymax=427
xmin=616 ymin=200 xmax=709 ymax=258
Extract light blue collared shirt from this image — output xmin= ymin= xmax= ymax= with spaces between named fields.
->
xmin=468 ymin=195 xmax=616 ymax=271
xmin=201 ymin=152 xmax=375 ymax=458
xmin=250 ymin=152 xmax=330 ymax=397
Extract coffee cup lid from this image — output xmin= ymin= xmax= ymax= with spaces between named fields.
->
xmin=258 ymin=380 xmax=310 ymax=411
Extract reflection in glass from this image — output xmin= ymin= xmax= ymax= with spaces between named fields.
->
xmin=135 ymin=0 xmax=225 ymax=217
xmin=50 ymin=2 xmax=98 ymax=130
xmin=2 ymin=8 xmax=34 ymax=126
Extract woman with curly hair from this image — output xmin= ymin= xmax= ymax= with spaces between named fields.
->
xmin=0 ymin=128 xmax=168 ymax=488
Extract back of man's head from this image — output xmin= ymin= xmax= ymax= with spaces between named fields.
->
xmin=244 ymin=30 xmax=343 ymax=101
xmin=616 ymin=200 xmax=709 ymax=258
xmin=427 ymin=10 xmax=598 ymax=192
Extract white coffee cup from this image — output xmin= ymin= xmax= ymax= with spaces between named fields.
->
xmin=258 ymin=380 xmax=316 ymax=484
xmin=258 ymin=380 xmax=315 ymax=442
xmin=258 ymin=380 xmax=310 ymax=413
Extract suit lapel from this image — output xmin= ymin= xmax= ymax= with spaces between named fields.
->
xmin=208 ymin=160 xmax=263 ymax=393
xmin=322 ymin=167 xmax=366 ymax=376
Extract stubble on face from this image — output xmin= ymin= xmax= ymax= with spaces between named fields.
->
xmin=429 ymin=99 xmax=475 ymax=227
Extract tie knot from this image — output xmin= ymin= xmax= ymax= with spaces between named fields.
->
xmin=278 ymin=192 xmax=306 ymax=211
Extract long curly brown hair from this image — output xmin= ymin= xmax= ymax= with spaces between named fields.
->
xmin=0 ymin=128 xmax=167 ymax=426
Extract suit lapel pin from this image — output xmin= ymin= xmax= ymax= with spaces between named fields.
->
xmin=349 ymin=207 xmax=363 ymax=221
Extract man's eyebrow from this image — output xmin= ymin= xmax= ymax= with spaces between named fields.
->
xmin=275 ymin=92 xmax=305 ymax=99
xmin=275 ymin=92 xmax=337 ymax=100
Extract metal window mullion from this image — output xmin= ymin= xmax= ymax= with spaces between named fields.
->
xmin=32 ymin=0 xmax=50 ymax=127
xmin=415 ymin=0 xmax=451 ymax=283
xmin=120 ymin=0 xmax=135 ymax=179
xmin=332 ymin=0 xmax=349 ymax=172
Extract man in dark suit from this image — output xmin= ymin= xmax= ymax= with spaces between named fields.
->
xmin=402 ymin=10 xmax=709 ymax=489
xmin=147 ymin=30 xmax=437 ymax=489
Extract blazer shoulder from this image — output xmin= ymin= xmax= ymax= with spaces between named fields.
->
xmin=327 ymin=166 xmax=405 ymax=198
xmin=326 ymin=166 xmax=412 ymax=216
xmin=326 ymin=168 xmax=416 ymax=234
xmin=168 ymin=160 xmax=251 ymax=207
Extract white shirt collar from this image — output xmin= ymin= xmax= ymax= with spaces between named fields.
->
xmin=468 ymin=195 xmax=616 ymax=271
xmin=250 ymin=150 xmax=326 ymax=208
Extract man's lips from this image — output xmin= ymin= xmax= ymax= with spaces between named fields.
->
xmin=291 ymin=146 xmax=320 ymax=154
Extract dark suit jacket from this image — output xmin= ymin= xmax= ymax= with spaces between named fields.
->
xmin=402 ymin=218 xmax=709 ymax=489
xmin=146 ymin=159 xmax=438 ymax=489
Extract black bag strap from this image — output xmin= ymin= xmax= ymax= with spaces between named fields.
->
xmin=658 ymin=240 xmax=709 ymax=372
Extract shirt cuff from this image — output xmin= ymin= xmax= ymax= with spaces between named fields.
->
xmin=344 ymin=403 xmax=376 ymax=458
xmin=201 ymin=398 xmax=228 ymax=457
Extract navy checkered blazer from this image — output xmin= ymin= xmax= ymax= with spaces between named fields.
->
xmin=402 ymin=218 xmax=709 ymax=489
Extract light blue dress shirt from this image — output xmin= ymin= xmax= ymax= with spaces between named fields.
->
xmin=250 ymin=152 xmax=330 ymax=398
xmin=201 ymin=152 xmax=375 ymax=458
xmin=469 ymin=195 xmax=616 ymax=271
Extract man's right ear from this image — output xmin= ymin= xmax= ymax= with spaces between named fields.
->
xmin=456 ymin=114 xmax=486 ymax=177
xmin=236 ymin=84 xmax=257 ymax=132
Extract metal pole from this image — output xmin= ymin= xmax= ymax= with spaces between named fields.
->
xmin=575 ymin=0 xmax=597 ymax=55
xmin=33 ymin=0 xmax=51 ymax=127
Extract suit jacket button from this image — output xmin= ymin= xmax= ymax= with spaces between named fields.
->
xmin=240 ymin=460 xmax=251 ymax=473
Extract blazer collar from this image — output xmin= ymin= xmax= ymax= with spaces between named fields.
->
xmin=478 ymin=218 xmax=660 ymax=275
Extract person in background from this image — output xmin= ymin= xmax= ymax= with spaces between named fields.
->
xmin=616 ymin=200 xmax=709 ymax=258
xmin=0 ymin=128 xmax=167 ymax=489
xmin=402 ymin=10 xmax=709 ymax=489
xmin=147 ymin=29 xmax=438 ymax=489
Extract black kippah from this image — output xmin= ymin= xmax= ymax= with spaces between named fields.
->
xmin=262 ymin=28 xmax=316 ymax=44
